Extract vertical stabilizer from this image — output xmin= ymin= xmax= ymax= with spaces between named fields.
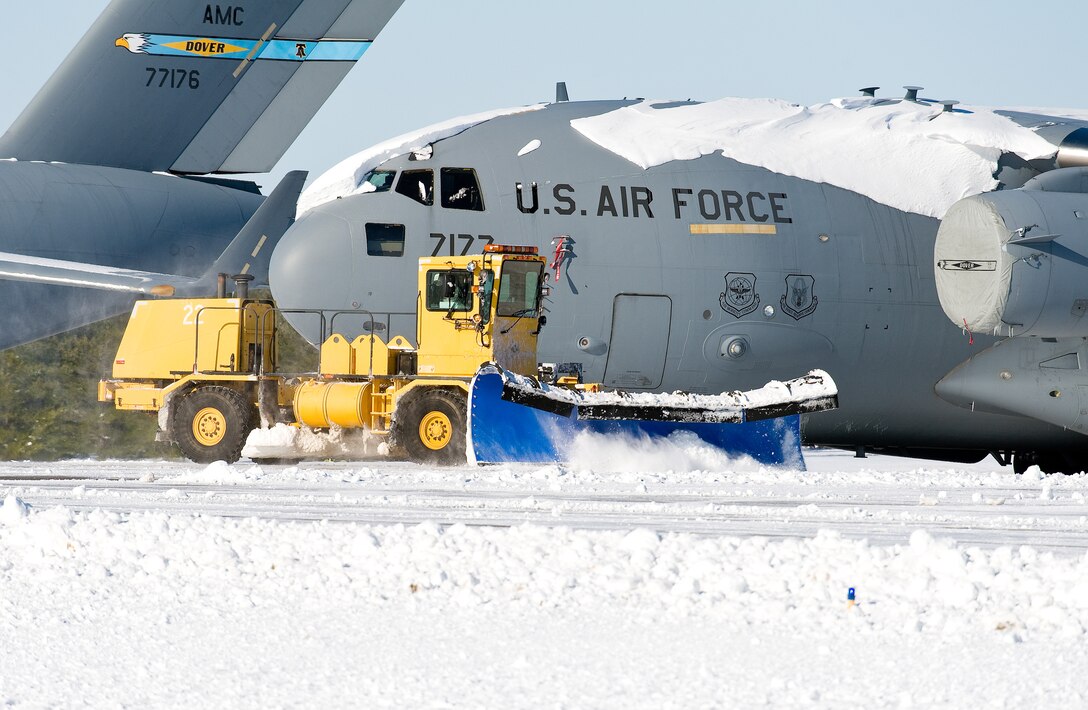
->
xmin=0 ymin=0 xmax=404 ymax=174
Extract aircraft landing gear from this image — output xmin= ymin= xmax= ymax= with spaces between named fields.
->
xmin=1012 ymin=451 xmax=1088 ymax=475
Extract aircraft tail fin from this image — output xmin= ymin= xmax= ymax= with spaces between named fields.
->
xmin=0 ymin=0 xmax=403 ymax=174
xmin=0 ymin=171 xmax=306 ymax=297
xmin=202 ymin=171 xmax=307 ymax=287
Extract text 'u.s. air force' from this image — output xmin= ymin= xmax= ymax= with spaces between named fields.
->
xmin=515 ymin=183 xmax=792 ymax=224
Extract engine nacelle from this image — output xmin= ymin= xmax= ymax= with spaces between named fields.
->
xmin=934 ymin=167 xmax=1088 ymax=337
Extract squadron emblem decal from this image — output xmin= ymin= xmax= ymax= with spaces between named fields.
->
xmin=720 ymin=272 xmax=759 ymax=318
xmin=780 ymin=274 xmax=818 ymax=320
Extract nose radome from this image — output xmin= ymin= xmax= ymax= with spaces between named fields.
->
xmin=269 ymin=207 xmax=355 ymax=342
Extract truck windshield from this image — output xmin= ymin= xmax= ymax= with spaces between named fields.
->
xmin=496 ymin=261 xmax=543 ymax=317
xmin=425 ymin=270 xmax=473 ymax=312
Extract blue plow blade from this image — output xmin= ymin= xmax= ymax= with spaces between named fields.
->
xmin=467 ymin=368 xmax=805 ymax=468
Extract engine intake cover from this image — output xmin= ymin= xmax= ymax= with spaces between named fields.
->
xmin=935 ymin=176 xmax=1088 ymax=337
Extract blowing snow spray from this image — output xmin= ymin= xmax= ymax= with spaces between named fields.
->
xmin=847 ymin=587 xmax=856 ymax=609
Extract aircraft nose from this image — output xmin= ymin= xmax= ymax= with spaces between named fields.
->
xmin=933 ymin=367 xmax=973 ymax=409
xmin=269 ymin=207 xmax=355 ymax=343
xmin=934 ymin=357 xmax=1009 ymax=416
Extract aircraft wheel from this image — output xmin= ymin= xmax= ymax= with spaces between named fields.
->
xmin=395 ymin=390 xmax=467 ymax=465
xmin=172 ymin=386 xmax=254 ymax=464
xmin=1037 ymin=452 xmax=1086 ymax=476
xmin=1014 ymin=451 xmax=1085 ymax=475
xmin=1013 ymin=452 xmax=1038 ymax=475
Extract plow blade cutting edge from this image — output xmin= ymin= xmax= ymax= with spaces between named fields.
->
xmin=466 ymin=366 xmax=838 ymax=467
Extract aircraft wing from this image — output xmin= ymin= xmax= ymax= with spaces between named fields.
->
xmin=0 ymin=170 xmax=306 ymax=297
xmin=0 ymin=0 xmax=404 ymax=174
xmin=0 ymin=253 xmax=196 ymax=296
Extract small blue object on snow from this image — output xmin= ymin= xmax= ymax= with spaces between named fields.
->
xmin=847 ymin=587 xmax=857 ymax=607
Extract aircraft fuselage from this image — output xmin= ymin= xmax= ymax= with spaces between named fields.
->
xmin=0 ymin=161 xmax=261 ymax=348
xmin=271 ymin=100 xmax=1088 ymax=460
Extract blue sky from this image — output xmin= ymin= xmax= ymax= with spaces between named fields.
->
xmin=5 ymin=1 xmax=1084 ymax=191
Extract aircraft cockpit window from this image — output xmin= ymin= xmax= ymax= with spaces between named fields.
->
xmin=395 ymin=169 xmax=434 ymax=206
xmin=441 ymin=168 xmax=485 ymax=211
xmin=496 ymin=261 xmax=543 ymax=317
xmin=425 ymin=269 xmax=473 ymax=312
xmin=364 ymin=223 xmax=405 ymax=257
xmin=361 ymin=169 xmax=396 ymax=193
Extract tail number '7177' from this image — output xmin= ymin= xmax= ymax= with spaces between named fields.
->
xmin=430 ymin=232 xmax=495 ymax=257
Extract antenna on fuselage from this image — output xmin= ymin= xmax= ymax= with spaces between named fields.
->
xmin=929 ymin=99 xmax=962 ymax=121
xmin=556 ymin=82 xmax=569 ymax=102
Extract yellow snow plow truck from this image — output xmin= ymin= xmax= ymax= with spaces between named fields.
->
xmin=99 ymin=245 xmax=837 ymax=466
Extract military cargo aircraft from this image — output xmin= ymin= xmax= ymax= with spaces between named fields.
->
xmin=0 ymin=0 xmax=403 ymax=350
xmin=268 ymin=89 xmax=1088 ymax=472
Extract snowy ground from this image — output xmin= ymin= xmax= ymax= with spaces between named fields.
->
xmin=2 ymin=444 xmax=1087 ymax=708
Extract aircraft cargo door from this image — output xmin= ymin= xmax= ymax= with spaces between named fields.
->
xmin=603 ymin=294 xmax=672 ymax=389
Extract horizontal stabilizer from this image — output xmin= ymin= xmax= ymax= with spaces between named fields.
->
xmin=0 ymin=253 xmax=197 ymax=296
xmin=0 ymin=0 xmax=404 ymax=174
xmin=0 ymin=170 xmax=306 ymax=296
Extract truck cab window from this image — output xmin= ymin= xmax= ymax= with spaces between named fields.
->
xmin=496 ymin=261 xmax=543 ymax=316
xmin=364 ymin=223 xmax=405 ymax=256
xmin=361 ymin=169 xmax=396 ymax=193
xmin=441 ymin=168 xmax=485 ymax=211
xmin=395 ymin=169 xmax=433 ymax=206
xmin=425 ymin=270 xmax=473 ymax=312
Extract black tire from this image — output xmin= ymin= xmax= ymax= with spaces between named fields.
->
xmin=394 ymin=389 xmax=467 ymax=465
xmin=1038 ymin=452 xmax=1086 ymax=476
xmin=172 ymin=386 xmax=255 ymax=464
xmin=1013 ymin=451 xmax=1037 ymax=475
xmin=1015 ymin=451 xmax=1086 ymax=476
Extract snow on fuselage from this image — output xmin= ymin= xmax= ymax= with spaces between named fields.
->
xmin=269 ymin=97 xmax=1088 ymax=459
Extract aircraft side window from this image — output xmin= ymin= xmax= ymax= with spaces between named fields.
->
xmin=395 ymin=169 xmax=434 ymax=206
xmin=425 ymin=269 xmax=473 ymax=312
xmin=364 ymin=223 xmax=405 ymax=257
xmin=441 ymin=168 xmax=485 ymax=211
xmin=361 ymin=169 xmax=396 ymax=193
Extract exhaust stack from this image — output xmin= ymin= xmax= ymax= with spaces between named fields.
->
xmin=233 ymin=274 xmax=254 ymax=299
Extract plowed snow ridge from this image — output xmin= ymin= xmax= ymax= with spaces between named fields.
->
xmin=1 ymin=448 xmax=1086 ymax=708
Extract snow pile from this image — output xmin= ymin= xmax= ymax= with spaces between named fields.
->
xmin=0 ymin=493 xmax=29 ymax=524
xmin=2 ymin=453 xmax=1087 ymax=706
xmin=297 ymin=104 xmax=545 ymax=214
xmin=565 ymin=428 xmax=758 ymax=473
xmin=498 ymin=366 xmax=836 ymax=421
xmin=517 ymin=138 xmax=541 ymax=156
xmin=241 ymin=423 xmax=379 ymax=460
xmin=571 ymin=97 xmax=1061 ymax=218
xmin=1 ymin=500 xmax=1085 ymax=636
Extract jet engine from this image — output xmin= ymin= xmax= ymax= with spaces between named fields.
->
xmin=934 ymin=168 xmax=1088 ymax=470
xmin=934 ymin=167 xmax=1088 ymax=338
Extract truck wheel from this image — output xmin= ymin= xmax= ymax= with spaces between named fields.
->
xmin=397 ymin=390 xmax=467 ymax=465
xmin=172 ymin=386 xmax=254 ymax=464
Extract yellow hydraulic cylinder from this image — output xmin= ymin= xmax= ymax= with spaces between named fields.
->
xmin=293 ymin=379 xmax=373 ymax=429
